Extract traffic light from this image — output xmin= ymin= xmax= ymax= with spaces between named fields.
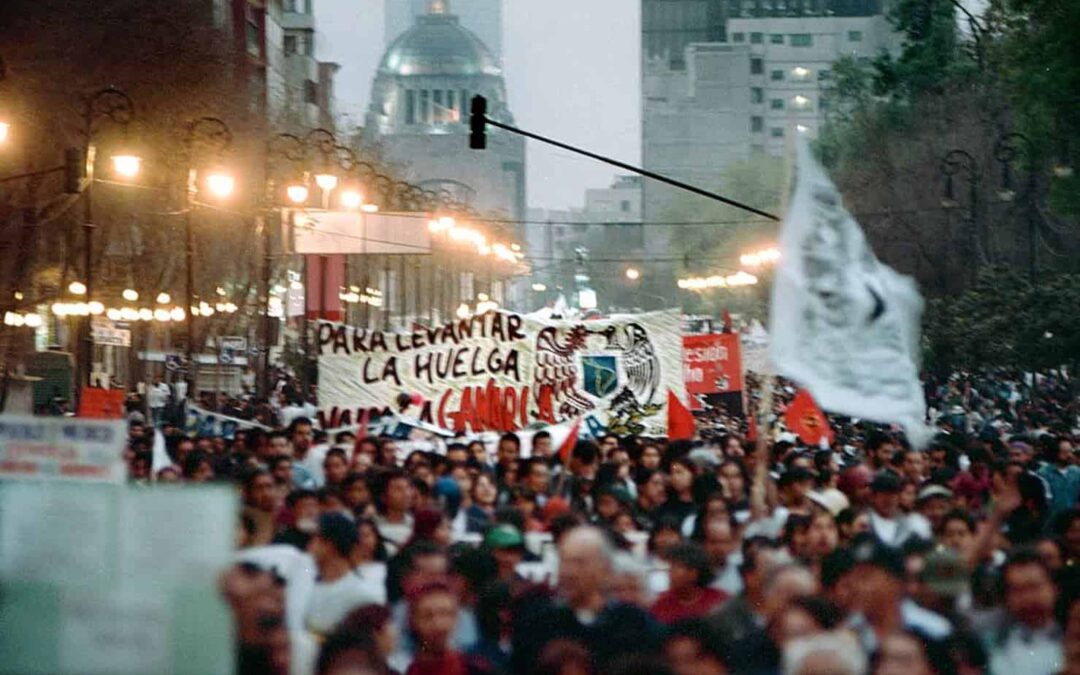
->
xmin=469 ymin=95 xmax=487 ymax=150
xmin=64 ymin=147 xmax=85 ymax=193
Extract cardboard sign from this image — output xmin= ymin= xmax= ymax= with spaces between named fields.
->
xmin=78 ymin=387 xmax=126 ymax=419
xmin=0 ymin=415 xmax=126 ymax=483
xmin=683 ymin=333 xmax=744 ymax=411
xmin=317 ymin=310 xmax=684 ymax=437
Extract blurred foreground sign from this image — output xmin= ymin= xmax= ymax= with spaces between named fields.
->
xmin=0 ymin=482 xmax=236 ymax=675
xmin=0 ymin=415 xmax=125 ymax=482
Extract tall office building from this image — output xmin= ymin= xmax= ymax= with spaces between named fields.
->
xmin=642 ymin=0 xmax=729 ymax=70
xmin=384 ymin=0 xmax=503 ymax=66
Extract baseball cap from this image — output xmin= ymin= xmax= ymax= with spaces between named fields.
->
xmin=484 ymin=523 xmax=525 ymax=550
xmin=317 ymin=512 xmax=358 ymax=557
xmin=870 ymin=472 xmax=903 ymax=494
xmin=916 ymin=484 xmax=953 ymax=503
xmin=920 ymin=548 xmax=970 ymax=598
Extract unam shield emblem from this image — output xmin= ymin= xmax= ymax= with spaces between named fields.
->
xmin=581 ymin=355 xmax=619 ymax=398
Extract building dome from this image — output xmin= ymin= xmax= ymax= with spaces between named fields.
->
xmin=379 ymin=13 xmax=500 ymax=77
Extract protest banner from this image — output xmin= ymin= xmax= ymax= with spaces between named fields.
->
xmin=769 ymin=140 xmax=931 ymax=446
xmin=0 ymin=481 xmax=235 ymax=675
xmin=0 ymin=415 xmax=126 ymax=483
xmin=77 ymin=387 xmax=126 ymax=419
xmin=317 ymin=309 xmax=684 ymax=436
xmin=682 ymin=333 xmax=744 ymax=411
xmin=184 ymin=404 xmax=269 ymax=440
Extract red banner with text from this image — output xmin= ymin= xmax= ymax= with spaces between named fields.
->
xmin=682 ymin=333 xmax=743 ymax=411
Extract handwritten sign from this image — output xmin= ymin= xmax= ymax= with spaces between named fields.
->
xmin=317 ymin=310 xmax=684 ymax=437
xmin=0 ymin=415 xmax=125 ymax=483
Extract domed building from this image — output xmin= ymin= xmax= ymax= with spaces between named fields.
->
xmin=366 ymin=0 xmax=525 ymax=221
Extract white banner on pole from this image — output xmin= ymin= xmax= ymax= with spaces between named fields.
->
xmin=316 ymin=310 xmax=684 ymax=436
xmin=769 ymin=141 xmax=931 ymax=445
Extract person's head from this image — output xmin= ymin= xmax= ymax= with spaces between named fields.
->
xmin=869 ymin=472 xmax=902 ymax=518
xmin=649 ymin=518 xmax=684 ymax=560
xmin=497 ymin=432 xmax=521 ymax=467
xmin=610 ymin=552 xmax=650 ymax=608
xmin=761 ymin=564 xmax=819 ymax=623
xmin=778 ymin=468 xmax=815 ymax=507
xmin=183 ymin=450 xmax=214 ymax=482
xmin=896 ymin=448 xmax=926 ymax=482
xmin=377 ymin=439 xmax=398 ymax=467
xmin=1051 ymin=436 xmax=1074 ymax=467
xmin=664 ymin=619 xmax=729 ymax=675
xmin=783 ymin=633 xmax=867 ymax=675
xmin=355 ymin=517 xmax=388 ymax=562
xmin=740 ymin=536 xmax=788 ymax=602
xmin=484 ymin=523 xmax=526 ymax=579
xmin=407 ymin=580 xmax=458 ymax=657
xmin=535 ymin=640 xmax=594 ymax=675
xmin=598 ymin=433 xmax=619 ymax=458
xmin=769 ymin=596 xmax=843 ymax=650
xmin=244 ymin=469 xmax=278 ymax=513
xmin=849 ymin=537 xmax=905 ymax=614
xmin=867 ymin=431 xmax=897 ymax=469
xmin=400 ymin=541 xmax=450 ymax=600
xmin=354 ymin=436 xmax=379 ymax=465
xmin=471 ymin=471 xmax=498 ymax=507
xmin=640 ymin=443 xmax=662 ymax=470
xmin=837 ymin=464 xmax=873 ymax=507
xmin=636 ymin=468 xmax=667 ymax=507
xmin=804 ymin=510 xmax=839 ymax=560
xmin=835 ymin=507 xmax=871 ymax=544
xmin=341 ymin=472 xmax=371 ymax=512
xmin=323 ymin=448 xmax=349 ymax=486
xmin=337 ymin=603 xmax=397 ymax=662
xmin=666 ymin=542 xmax=714 ymax=592
xmin=1002 ymin=548 xmax=1057 ymax=629
xmin=939 ymin=509 xmax=976 ymax=557
xmin=915 ymin=486 xmax=954 ymax=533
xmin=532 ymin=431 xmax=552 ymax=459
xmin=287 ymin=489 xmax=320 ymax=529
xmin=288 ymin=417 xmax=313 ymax=455
xmin=874 ymin=630 xmax=948 ymax=675
xmin=558 ymin=526 xmax=614 ymax=609
xmin=570 ymin=440 xmax=600 ymax=478
xmin=718 ymin=459 xmax=747 ymax=501
xmin=524 ymin=458 xmax=551 ymax=494
xmin=308 ymin=512 xmax=358 ymax=566
xmin=669 ymin=456 xmax=697 ymax=496
xmin=380 ymin=469 xmax=413 ymax=515
xmin=701 ymin=517 xmax=739 ymax=568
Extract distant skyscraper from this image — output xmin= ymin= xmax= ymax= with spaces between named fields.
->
xmin=384 ymin=0 xmax=503 ymax=65
xmin=642 ymin=0 xmax=728 ymax=70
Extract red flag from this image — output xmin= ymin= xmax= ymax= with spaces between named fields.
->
xmin=785 ymin=389 xmax=834 ymax=446
xmin=667 ymin=389 xmax=696 ymax=440
xmin=557 ymin=418 xmax=582 ymax=464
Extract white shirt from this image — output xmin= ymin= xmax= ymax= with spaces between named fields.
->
xmin=989 ymin=625 xmax=1063 ymax=675
xmin=870 ymin=511 xmax=932 ymax=547
xmin=353 ymin=562 xmax=388 ymax=604
xmin=148 ymin=383 xmax=170 ymax=409
xmin=305 ymin=572 xmax=382 ymax=637
xmin=375 ymin=514 xmax=414 ymax=553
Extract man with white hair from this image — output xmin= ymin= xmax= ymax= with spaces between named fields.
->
xmin=511 ymin=526 xmax=661 ymax=672
xmin=783 ymin=632 xmax=868 ymax=675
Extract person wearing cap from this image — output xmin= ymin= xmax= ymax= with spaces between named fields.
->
xmin=305 ymin=512 xmax=383 ymax=637
xmin=483 ymin=523 xmax=527 ymax=586
xmin=869 ymin=472 xmax=931 ymax=547
xmin=844 ymin=535 xmax=952 ymax=654
xmin=915 ymin=485 xmax=954 ymax=534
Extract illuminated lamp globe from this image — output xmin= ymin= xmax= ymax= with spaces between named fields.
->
xmin=286 ymin=184 xmax=309 ymax=204
xmin=111 ymin=154 xmax=142 ymax=179
xmin=341 ymin=190 xmax=363 ymax=210
xmin=315 ymin=173 xmax=338 ymax=191
xmin=205 ymin=171 xmax=235 ymax=198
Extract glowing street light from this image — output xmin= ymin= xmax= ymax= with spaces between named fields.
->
xmin=68 ymin=281 xmax=87 ymax=296
xmin=111 ymin=154 xmax=142 ymax=179
xmin=286 ymin=183 xmax=309 ymax=205
xmin=739 ymin=246 xmax=781 ymax=268
xmin=625 ymin=267 xmax=641 ymax=281
xmin=314 ymin=173 xmax=338 ymax=192
xmin=0 ymin=121 xmax=9 ymax=144
xmin=156 ymin=292 xmax=171 ymax=304
xmin=122 ymin=288 xmax=139 ymax=302
xmin=360 ymin=203 xmax=379 ymax=213
xmin=531 ymin=283 xmax=547 ymax=292
xmin=204 ymin=171 xmax=235 ymax=198
xmin=340 ymin=189 xmax=363 ymax=210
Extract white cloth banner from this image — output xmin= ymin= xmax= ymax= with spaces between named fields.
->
xmin=769 ymin=141 xmax=931 ymax=445
xmin=317 ymin=310 xmax=684 ymax=436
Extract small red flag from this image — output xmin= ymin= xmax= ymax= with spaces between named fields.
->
xmin=557 ymin=418 xmax=582 ymax=464
xmin=667 ymin=390 xmax=696 ymax=440
xmin=785 ymin=389 xmax=834 ymax=446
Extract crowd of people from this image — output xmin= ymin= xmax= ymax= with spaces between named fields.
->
xmin=123 ymin=369 xmax=1080 ymax=675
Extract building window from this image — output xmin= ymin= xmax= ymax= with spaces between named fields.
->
xmin=848 ymin=30 xmax=863 ymax=42
xmin=300 ymin=32 xmax=314 ymax=56
xmin=283 ymin=35 xmax=297 ymax=56
xmin=304 ymin=0 xmax=313 ymax=14
xmin=751 ymin=87 xmax=764 ymax=104
xmin=419 ymin=90 xmax=430 ymax=124
xmin=751 ymin=116 xmax=764 ymax=133
xmin=751 ymin=58 xmax=764 ymax=75
xmin=433 ymin=89 xmax=445 ymax=124
xmin=245 ymin=5 xmax=263 ymax=59
xmin=770 ymin=34 xmax=784 ymax=44
xmin=750 ymin=32 xmax=763 ymax=44
xmin=732 ymin=32 xmax=745 ymax=42
xmin=818 ymin=69 xmax=832 ymax=81
xmin=770 ymin=127 xmax=784 ymax=138
xmin=790 ymin=34 xmax=813 ymax=47
xmin=620 ymin=200 xmax=631 ymax=212
xmin=304 ymin=79 xmax=317 ymax=104
xmin=405 ymin=90 xmax=417 ymax=125
xmin=283 ymin=0 xmax=298 ymax=11
xmin=770 ymin=98 xmax=784 ymax=110
xmin=771 ymin=69 xmax=784 ymax=81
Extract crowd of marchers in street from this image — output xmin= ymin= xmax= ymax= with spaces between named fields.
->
xmin=121 ymin=369 xmax=1080 ymax=675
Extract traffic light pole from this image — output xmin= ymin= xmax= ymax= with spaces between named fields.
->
xmin=470 ymin=96 xmax=780 ymax=222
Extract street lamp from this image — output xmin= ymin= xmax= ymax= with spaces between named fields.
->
xmin=940 ymin=149 xmax=984 ymax=276
xmin=625 ymin=267 xmax=640 ymax=281
xmin=340 ymin=188 xmax=363 ymax=210
xmin=993 ymin=132 xmax=1040 ymax=282
xmin=111 ymin=154 xmax=142 ymax=179
xmin=286 ymin=182 xmax=310 ymax=205
xmin=182 ymin=116 xmax=233 ymax=398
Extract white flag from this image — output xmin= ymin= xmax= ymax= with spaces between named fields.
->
xmin=769 ymin=140 xmax=931 ymax=446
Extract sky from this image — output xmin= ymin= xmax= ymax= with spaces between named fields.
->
xmin=316 ymin=0 xmax=641 ymax=212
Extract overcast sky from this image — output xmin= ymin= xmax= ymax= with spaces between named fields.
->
xmin=317 ymin=0 xmax=641 ymax=212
